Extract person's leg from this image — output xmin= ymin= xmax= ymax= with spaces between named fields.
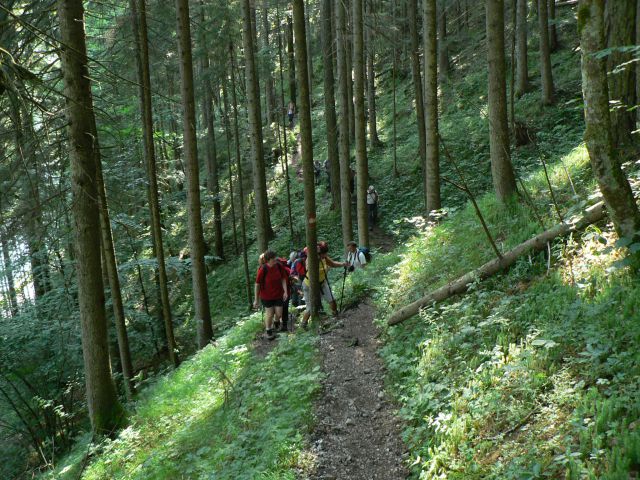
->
xmin=281 ymin=300 xmax=289 ymax=331
xmin=264 ymin=306 xmax=275 ymax=338
xmin=275 ymin=305 xmax=284 ymax=331
xmin=301 ymin=285 xmax=311 ymax=328
xmin=321 ymin=282 xmax=338 ymax=317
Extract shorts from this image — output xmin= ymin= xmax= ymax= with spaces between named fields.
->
xmin=302 ymin=281 xmax=335 ymax=312
xmin=261 ymin=299 xmax=283 ymax=308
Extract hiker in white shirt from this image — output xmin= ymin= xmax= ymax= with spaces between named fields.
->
xmin=346 ymin=241 xmax=367 ymax=270
xmin=366 ymin=185 xmax=378 ymax=231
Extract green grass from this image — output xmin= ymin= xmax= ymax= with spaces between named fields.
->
xmin=45 ymin=316 xmax=322 ymax=480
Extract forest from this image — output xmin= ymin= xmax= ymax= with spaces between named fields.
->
xmin=1 ymin=0 xmax=639 ymax=478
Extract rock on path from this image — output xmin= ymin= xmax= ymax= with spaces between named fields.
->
xmin=307 ymin=301 xmax=407 ymax=479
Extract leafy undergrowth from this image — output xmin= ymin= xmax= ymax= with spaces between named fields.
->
xmin=374 ymin=145 xmax=640 ymax=478
xmin=45 ymin=316 xmax=322 ymax=480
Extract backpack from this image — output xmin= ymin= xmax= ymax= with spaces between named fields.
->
xmin=291 ymin=257 xmax=307 ymax=281
xmin=358 ymin=247 xmax=372 ymax=262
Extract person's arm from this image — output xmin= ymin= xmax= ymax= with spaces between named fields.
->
xmin=254 ymin=283 xmax=260 ymax=309
xmin=282 ymin=278 xmax=288 ymax=300
xmin=326 ymin=256 xmax=347 ymax=268
xmin=359 ymin=251 xmax=367 ymax=269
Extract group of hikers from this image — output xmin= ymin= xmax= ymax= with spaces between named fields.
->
xmin=253 ymin=240 xmax=370 ymax=340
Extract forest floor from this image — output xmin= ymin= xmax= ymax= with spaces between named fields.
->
xmin=306 ymin=300 xmax=408 ymax=479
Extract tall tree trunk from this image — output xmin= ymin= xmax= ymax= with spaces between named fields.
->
xmin=292 ymin=0 xmax=321 ymax=316
xmin=130 ymin=0 xmax=179 ymax=367
xmin=57 ymin=0 xmax=124 ymax=435
xmin=94 ymin=129 xmax=135 ymax=400
xmin=227 ymin=57 xmax=253 ymax=308
xmin=287 ymin=14 xmax=297 ymax=105
xmin=365 ymin=0 xmax=381 ymax=147
xmin=408 ymin=0 xmax=427 ymax=203
xmin=243 ymin=0 xmax=273 ymax=253
xmin=515 ymin=0 xmax=529 ymax=96
xmin=538 ymin=0 xmax=555 ymax=105
xmin=486 ymin=0 xmax=518 ymax=202
xmin=346 ymin=3 xmax=356 ymax=142
xmin=321 ymin=0 xmax=341 ymax=210
xmin=262 ymin=5 xmax=277 ymax=124
xmin=392 ymin=0 xmax=399 ymax=177
xmin=437 ymin=1 xmax=451 ymax=80
xmin=175 ymin=0 xmax=214 ymax=348
xmin=335 ymin=0 xmax=354 ymax=248
xmin=15 ymin=112 xmax=51 ymax=302
xmin=549 ymin=0 xmax=558 ymax=51
xmin=353 ymin=0 xmax=369 ymax=246
xmin=579 ymin=0 xmax=640 ymax=258
xmin=1 ymin=236 xmax=18 ymax=317
xmin=221 ymin=86 xmax=240 ymax=256
xmin=605 ymin=0 xmax=636 ymax=151
xmin=424 ymin=0 xmax=441 ymax=214
xmin=305 ymin=0 xmax=314 ymax=99
xmin=198 ymin=3 xmax=224 ymax=261
xmin=276 ymin=4 xmax=296 ymax=242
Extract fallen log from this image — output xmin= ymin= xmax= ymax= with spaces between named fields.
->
xmin=388 ymin=201 xmax=606 ymax=326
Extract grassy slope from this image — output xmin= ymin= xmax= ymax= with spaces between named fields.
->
xmin=45 ymin=8 xmax=640 ymax=480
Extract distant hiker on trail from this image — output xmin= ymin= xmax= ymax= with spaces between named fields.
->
xmin=254 ymin=250 xmax=288 ymax=340
xmin=287 ymin=101 xmax=295 ymax=128
xmin=346 ymin=241 xmax=367 ymax=270
xmin=323 ymin=159 xmax=331 ymax=191
xmin=367 ymin=185 xmax=379 ymax=231
xmin=314 ymin=161 xmax=322 ymax=186
xmin=301 ymin=241 xmax=348 ymax=328
xmin=290 ymin=249 xmax=307 ymax=307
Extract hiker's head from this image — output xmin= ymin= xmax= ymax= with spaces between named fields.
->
xmin=289 ymin=251 xmax=297 ymax=263
xmin=317 ymin=241 xmax=329 ymax=256
xmin=368 ymin=185 xmax=375 ymax=193
xmin=263 ymin=250 xmax=277 ymax=265
xmin=258 ymin=253 xmax=266 ymax=265
xmin=347 ymin=240 xmax=357 ymax=252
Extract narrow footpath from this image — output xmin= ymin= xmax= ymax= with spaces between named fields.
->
xmin=308 ymin=300 xmax=407 ymax=479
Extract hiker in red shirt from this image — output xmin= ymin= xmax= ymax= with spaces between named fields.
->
xmin=253 ymin=250 xmax=288 ymax=340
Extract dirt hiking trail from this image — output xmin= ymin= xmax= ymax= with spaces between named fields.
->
xmin=307 ymin=300 xmax=407 ymax=479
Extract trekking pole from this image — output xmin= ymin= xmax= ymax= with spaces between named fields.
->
xmin=339 ymin=266 xmax=348 ymax=313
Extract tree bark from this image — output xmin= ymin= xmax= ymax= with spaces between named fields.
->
xmin=336 ymin=0 xmax=354 ymax=248
xmin=579 ymin=0 xmax=640 ymax=250
xmin=292 ymin=0 xmax=321 ymax=315
xmin=228 ymin=56 xmax=253 ymax=308
xmin=345 ymin=0 xmax=355 ymax=141
xmin=437 ymin=1 xmax=451 ymax=80
xmin=57 ymin=0 xmax=124 ymax=434
xmin=365 ymin=0 xmax=381 ymax=147
xmin=243 ymin=0 xmax=273 ymax=254
xmin=287 ymin=14 xmax=297 ymax=105
xmin=604 ymin=0 xmax=636 ymax=150
xmin=486 ymin=0 xmax=518 ymax=202
xmin=276 ymin=4 xmax=296 ymax=242
xmin=388 ymin=201 xmax=607 ymax=325
xmin=408 ymin=0 xmax=427 ymax=200
xmin=321 ymin=0 xmax=341 ymax=210
xmin=538 ymin=0 xmax=555 ymax=105
xmin=262 ymin=6 xmax=278 ymax=124
xmin=175 ymin=0 xmax=214 ymax=348
xmin=424 ymin=0 xmax=441 ymax=214
xmin=515 ymin=0 xmax=529 ymax=96
xmin=549 ymin=0 xmax=559 ymax=51
xmin=1 ymin=236 xmax=18 ymax=317
xmin=392 ymin=0 xmax=399 ymax=177
xmin=305 ymin=0 xmax=314 ymax=99
xmin=130 ymin=0 xmax=179 ymax=367
xmin=353 ymin=0 xmax=369 ymax=247
xmin=198 ymin=3 xmax=224 ymax=261
xmin=220 ymin=85 xmax=240 ymax=256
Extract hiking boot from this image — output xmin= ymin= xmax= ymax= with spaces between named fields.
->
xmin=274 ymin=319 xmax=281 ymax=330
xmin=266 ymin=329 xmax=276 ymax=340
